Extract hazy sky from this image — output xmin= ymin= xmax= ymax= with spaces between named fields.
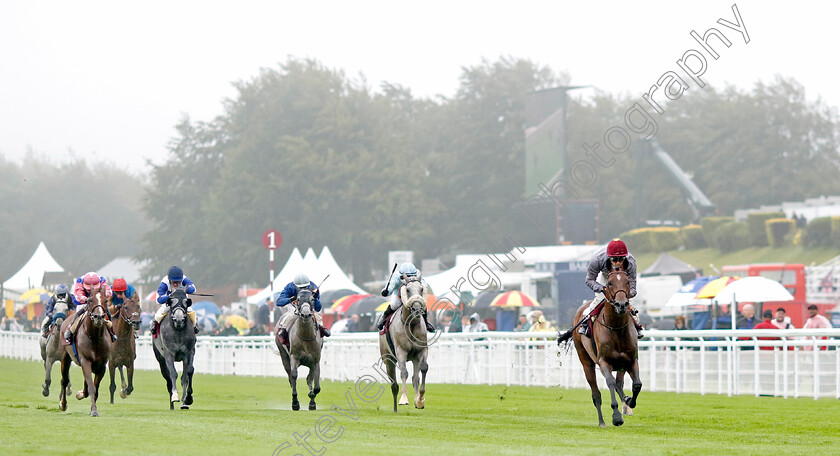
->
xmin=1 ymin=1 xmax=836 ymax=171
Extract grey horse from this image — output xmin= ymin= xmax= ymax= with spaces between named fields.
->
xmin=275 ymin=288 xmax=323 ymax=411
xmin=151 ymin=289 xmax=196 ymax=410
xmin=379 ymin=276 xmax=429 ymax=413
xmin=40 ymin=296 xmax=72 ymax=397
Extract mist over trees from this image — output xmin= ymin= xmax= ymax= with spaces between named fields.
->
xmin=0 ymin=154 xmax=149 ymax=281
xmin=2 ymin=57 xmax=839 ymax=290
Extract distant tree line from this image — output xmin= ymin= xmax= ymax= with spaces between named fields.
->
xmin=2 ymin=57 xmax=839 ymax=289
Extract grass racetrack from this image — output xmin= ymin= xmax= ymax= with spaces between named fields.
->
xmin=0 ymin=357 xmax=838 ymax=455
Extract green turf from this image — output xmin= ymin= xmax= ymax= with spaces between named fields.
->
xmin=0 ymin=357 xmax=838 ymax=455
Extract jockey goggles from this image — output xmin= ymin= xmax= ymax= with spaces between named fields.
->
xmin=609 ymin=256 xmax=626 ymax=263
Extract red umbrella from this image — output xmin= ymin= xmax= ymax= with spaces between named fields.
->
xmin=490 ymin=291 xmax=540 ymax=308
xmin=331 ymin=294 xmax=370 ymax=314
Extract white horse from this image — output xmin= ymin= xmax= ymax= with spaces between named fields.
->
xmin=379 ymin=276 xmax=429 ymax=412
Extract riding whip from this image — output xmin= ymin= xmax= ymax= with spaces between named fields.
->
xmin=381 ymin=263 xmax=398 ymax=296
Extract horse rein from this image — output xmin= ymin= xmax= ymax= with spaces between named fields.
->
xmin=293 ymin=299 xmax=318 ymax=341
xmin=599 ymin=271 xmax=631 ymax=331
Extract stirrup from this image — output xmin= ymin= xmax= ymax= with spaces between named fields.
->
xmin=319 ymin=325 xmax=331 ymax=337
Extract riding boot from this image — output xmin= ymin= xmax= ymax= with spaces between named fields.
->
xmin=149 ymin=320 xmax=158 ymax=336
xmin=64 ymin=310 xmax=84 ymax=344
xmin=377 ymin=306 xmax=396 ymax=331
xmin=278 ymin=327 xmax=288 ymax=343
xmin=319 ymin=324 xmax=331 ymax=337
xmin=194 ymin=325 xmax=200 ymax=334
xmin=421 ymin=308 xmax=435 ymax=332
xmin=577 ymin=318 xmax=591 ymax=337
xmin=635 ymin=323 xmax=644 ymax=339
xmin=105 ymin=320 xmax=117 ymax=342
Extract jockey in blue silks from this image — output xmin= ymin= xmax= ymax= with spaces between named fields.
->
xmin=150 ymin=266 xmax=199 ymax=335
xmin=41 ymin=284 xmax=73 ymax=337
xmin=275 ymin=273 xmax=331 ymax=340
xmin=377 ymin=262 xmax=435 ymax=332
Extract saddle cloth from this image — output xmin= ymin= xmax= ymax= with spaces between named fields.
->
xmin=277 ymin=330 xmax=289 ymax=348
xmin=378 ymin=312 xmax=396 ymax=336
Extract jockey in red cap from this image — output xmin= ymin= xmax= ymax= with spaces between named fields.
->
xmin=577 ymin=239 xmax=644 ymax=339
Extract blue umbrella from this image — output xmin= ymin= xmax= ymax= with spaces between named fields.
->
xmin=192 ymin=301 xmax=221 ymax=315
xmin=676 ymin=276 xmax=719 ymax=294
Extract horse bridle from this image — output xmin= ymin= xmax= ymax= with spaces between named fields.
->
xmin=86 ymin=303 xmax=108 ymax=323
xmin=115 ymin=301 xmax=139 ymax=327
xmin=598 ymin=271 xmax=631 ymax=330
xmin=399 ymin=283 xmax=425 ymax=326
xmin=293 ymin=293 xmax=318 ymax=341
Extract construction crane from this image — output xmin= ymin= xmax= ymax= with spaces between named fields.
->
xmin=635 ymin=139 xmax=717 ymax=222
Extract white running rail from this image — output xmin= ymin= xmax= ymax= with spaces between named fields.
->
xmin=2 ymin=329 xmax=839 ymax=399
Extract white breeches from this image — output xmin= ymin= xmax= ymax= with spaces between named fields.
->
xmin=389 ymin=294 xmax=402 ymax=311
xmin=154 ymin=304 xmax=195 ymax=324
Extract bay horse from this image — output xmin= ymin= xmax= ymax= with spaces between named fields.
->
xmin=275 ymin=288 xmax=323 ymax=411
xmin=40 ymin=295 xmax=72 ymax=397
xmin=567 ymin=265 xmax=642 ymax=427
xmin=378 ymin=275 xmax=429 ymax=413
xmin=108 ymin=294 xmax=141 ymax=403
xmin=152 ymin=288 xmax=196 ymax=410
xmin=58 ymin=288 xmax=111 ymax=416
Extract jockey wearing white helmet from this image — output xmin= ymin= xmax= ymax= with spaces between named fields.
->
xmin=377 ymin=262 xmax=435 ymax=332
xmin=275 ymin=273 xmax=331 ymax=341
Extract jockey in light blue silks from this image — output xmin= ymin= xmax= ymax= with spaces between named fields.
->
xmin=149 ymin=266 xmax=199 ymax=335
xmin=275 ymin=273 xmax=331 ymax=341
xmin=377 ymin=263 xmax=435 ymax=332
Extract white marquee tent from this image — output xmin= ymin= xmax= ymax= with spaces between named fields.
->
xmin=246 ymin=247 xmax=365 ymax=304
xmin=2 ymin=242 xmax=65 ymax=292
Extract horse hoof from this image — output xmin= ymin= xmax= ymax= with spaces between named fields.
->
xmin=180 ymin=404 xmax=190 ymax=410
xmin=613 ymin=416 xmax=624 ymax=426
xmin=292 ymin=402 xmax=300 ymax=411
xmin=309 ymin=402 xmax=316 ymax=411
xmin=599 ymin=422 xmax=606 ymax=428
xmin=91 ymin=410 xmax=99 ymax=417
xmin=42 ymin=388 xmax=49 ymax=397
xmin=120 ymin=389 xmax=127 ymax=399
xmin=76 ymin=391 xmax=86 ymax=400
xmin=184 ymin=395 xmax=193 ymax=406
xmin=59 ymin=402 xmax=66 ymax=411
xmin=125 ymin=386 xmax=133 ymax=396
xmin=170 ymin=392 xmax=180 ymax=403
